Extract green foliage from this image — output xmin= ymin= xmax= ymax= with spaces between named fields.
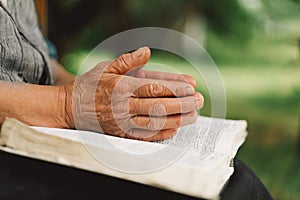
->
xmin=48 ymin=0 xmax=254 ymax=59
xmin=292 ymin=87 xmax=300 ymax=104
xmin=261 ymin=0 xmax=300 ymax=19
xmin=201 ymin=0 xmax=254 ymax=40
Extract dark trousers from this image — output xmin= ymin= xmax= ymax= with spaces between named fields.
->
xmin=0 ymin=151 xmax=273 ymax=200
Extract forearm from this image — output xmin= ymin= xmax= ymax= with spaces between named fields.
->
xmin=50 ymin=59 xmax=75 ymax=86
xmin=0 ymin=81 xmax=69 ymax=128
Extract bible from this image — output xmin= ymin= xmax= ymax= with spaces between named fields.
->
xmin=0 ymin=116 xmax=247 ymax=199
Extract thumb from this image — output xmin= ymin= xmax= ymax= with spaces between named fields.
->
xmin=106 ymin=47 xmax=151 ymax=74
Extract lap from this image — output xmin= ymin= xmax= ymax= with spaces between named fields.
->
xmin=220 ymin=159 xmax=273 ymax=200
xmin=0 ymin=151 xmax=273 ymax=200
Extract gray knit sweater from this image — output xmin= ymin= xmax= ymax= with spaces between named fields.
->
xmin=0 ymin=0 xmax=51 ymax=84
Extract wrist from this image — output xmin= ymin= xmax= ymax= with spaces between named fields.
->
xmin=0 ymin=81 xmax=74 ymax=128
xmin=60 ymin=83 xmax=74 ymax=129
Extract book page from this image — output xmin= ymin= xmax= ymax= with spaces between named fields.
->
xmin=29 ymin=116 xmax=247 ymax=173
xmin=158 ymin=116 xmax=247 ymax=159
xmin=31 ymin=116 xmax=247 ymax=159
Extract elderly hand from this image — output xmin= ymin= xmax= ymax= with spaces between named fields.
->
xmin=63 ymin=47 xmax=204 ymax=141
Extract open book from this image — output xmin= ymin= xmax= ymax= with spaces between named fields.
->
xmin=0 ymin=116 xmax=247 ymax=199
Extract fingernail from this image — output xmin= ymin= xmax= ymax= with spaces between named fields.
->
xmin=186 ymin=86 xmax=195 ymax=95
xmin=133 ymin=47 xmax=145 ymax=58
xmin=195 ymin=93 xmax=204 ymax=109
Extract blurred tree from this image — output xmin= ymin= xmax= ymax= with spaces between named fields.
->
xmin=48 ymin=0 xmax=126 ymax=58
xmin=295 ymin=87 xmax=300 ymax=155
xmin=260 ymin=0 xmax=300 ymax=19
xmin=48 ymin=0 xmax=253 ymax=59
xmin=298 ymin=39 xmax=300 ymax=61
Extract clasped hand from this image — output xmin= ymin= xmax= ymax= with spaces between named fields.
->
xmin=64 ymin=47 xmax=204 ymax=141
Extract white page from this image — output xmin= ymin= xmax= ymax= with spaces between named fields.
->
xmin=32 ymin=116 xmax=247 ymax=160
xmin=0 ymin=0 xmax=7 ymax=7
xmin=158 ymin=116 xmax=247 ymax=159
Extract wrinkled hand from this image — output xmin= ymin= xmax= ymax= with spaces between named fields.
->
xmin=64 ymin=47 xmax=204 ymax=141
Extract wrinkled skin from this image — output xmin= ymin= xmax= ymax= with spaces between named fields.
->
xmin=64 ymin=47 xmax=204 ymax=141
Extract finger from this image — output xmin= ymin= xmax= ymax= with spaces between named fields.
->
xmin=131 ymin=111 xmax=197 ymax=131
xmin=134 ymin=70 xmax=197 ymax=88
xmin=125 ymin=128 xmax=178 ymax=141
xmin=106 ymin=47 xmax=151 ymax=74
xmin=130 ymin=92 xmax=204 ymax=116
xmin=133 ymin=79 xmax=195 ymax=98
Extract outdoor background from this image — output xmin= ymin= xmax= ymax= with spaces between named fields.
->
xmin=47 ymin=0 xmax=300 ymax=199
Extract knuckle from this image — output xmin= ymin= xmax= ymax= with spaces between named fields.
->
xmin=148 ymin=117 xmax=164 ymax=131
xmin=131 ymin=115 xmax=140 ymax=127
xmin=113 ymin=54 xmax=131 ymax=74
xmin=130 ymin=98 xmax=139 ymax=114
xmin=119 ymin=54 xmax=130 ymax=67
xmin=149 ymin=83 xmax=165 ymax=96
xmin=150 ymin=101 xmax=166 ymax=116
xmin=175 ymin=82 xmax=188 ymax=96
xmin=175 ymin=117 xmax=182 ymax=127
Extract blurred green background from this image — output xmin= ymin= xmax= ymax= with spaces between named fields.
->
xmin=47 ymin=0 xmax=300 ymax=199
